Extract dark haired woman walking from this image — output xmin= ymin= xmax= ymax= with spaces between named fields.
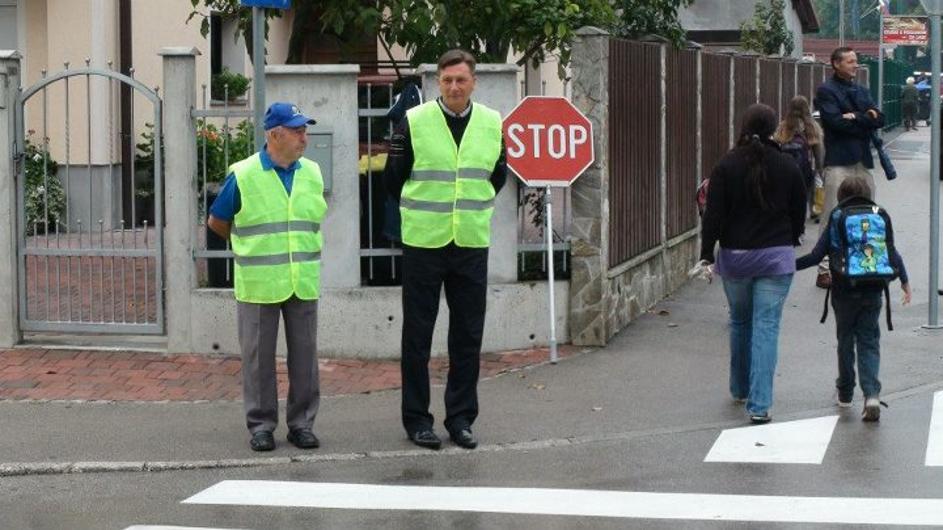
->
xmin=700 ymin=103 xmax=807 ymax=424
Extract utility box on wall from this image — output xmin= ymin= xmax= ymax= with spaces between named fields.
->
xmin=305 ymin=132 xmax=333 ymax=192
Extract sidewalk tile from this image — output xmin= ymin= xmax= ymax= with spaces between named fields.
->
xmin=0 ymin=346 xmax=575 ymax=402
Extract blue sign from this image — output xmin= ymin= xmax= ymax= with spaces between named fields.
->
xmin=240 ymin=0 xmax=291 ymax=9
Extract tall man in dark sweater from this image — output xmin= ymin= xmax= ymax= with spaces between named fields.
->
xmin=813 ymin=47 xmax=885 ymax=288
xmin=383 ymin=49 xmax=507 ymax=451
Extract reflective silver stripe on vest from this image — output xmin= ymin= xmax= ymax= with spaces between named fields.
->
xmin=410 ymin=170 xmax=455 ymax=182
xmin=235 ymin=251 xmax=322 ymax=267
xmin=455 ymin=199 xmax=494 ymax=211
xmin=290 ymin=251 xmax=321 ymax=262
xmin=232 ymin=220 xmax=321 ymax=237
xmin=458 ymin=168 xmax=491 ymax=180
xmin=400 ymin=198 xmax=454 ymax=213
xmin=409 ymin=168 xmax=491 ymax=182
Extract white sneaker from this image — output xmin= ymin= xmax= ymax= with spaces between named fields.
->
xmin=862 ymin=397 xmax=881 ymax=422
xmin=834 ymin=391 xmax=852 ymax=408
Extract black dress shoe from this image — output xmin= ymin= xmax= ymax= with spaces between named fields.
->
xmin=450 ymin=428 xmax=478 ymax=449
xmin=287 ymin=428 xmax=320 ymax=449
xmin=408 ymin=429 xmax=442 ymax=450
xmin=250 ymin=430 xmax=275 ymax=452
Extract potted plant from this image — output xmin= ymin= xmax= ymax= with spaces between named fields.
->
xmin=211 ymin=67 xmax=251 ymax=103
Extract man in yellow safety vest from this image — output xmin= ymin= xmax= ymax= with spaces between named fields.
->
xmin=383 ymin=49 xmax=507 ymax=450
xmin=207 ymin=102 xmax=327 ymax=452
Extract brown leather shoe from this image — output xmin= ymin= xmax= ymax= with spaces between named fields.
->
xmin=815 ymin=272 xmax=831 ymax=289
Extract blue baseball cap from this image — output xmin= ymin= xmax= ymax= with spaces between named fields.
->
xmin=263 ymin=102 xmax=316 ymax=130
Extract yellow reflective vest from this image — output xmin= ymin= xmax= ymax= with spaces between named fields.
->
xmin=400 ymin=100 xmax=502 ymax=248
xmin=229 ymin=153 xmax=327 ymax=303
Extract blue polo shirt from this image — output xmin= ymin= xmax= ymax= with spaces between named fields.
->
xmin=208 ymin=146 xmax=301 ymax=222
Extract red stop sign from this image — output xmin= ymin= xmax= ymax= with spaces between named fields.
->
xmin=502 ymin=96 xmax=594 ymax=187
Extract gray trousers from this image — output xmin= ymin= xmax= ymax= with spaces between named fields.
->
xmin=237 ymin=297 xmax=319 ymax=434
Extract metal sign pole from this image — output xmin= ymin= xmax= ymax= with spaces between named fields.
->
xmin=545 ymin=185 xmax=558 ymax=364
xmin=252 ymin=6 xmax=265 ymax=150
xmin=878 ymin=7 xmax=885 ymax=137
xmin=929 ymin=12 xmax=942 ymax=327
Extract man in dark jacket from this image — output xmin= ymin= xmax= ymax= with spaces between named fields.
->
xmin=813 ymin=47 xmax=885 ymax=288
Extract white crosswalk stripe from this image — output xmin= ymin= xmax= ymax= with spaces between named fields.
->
xmin=181 ymin=480 xmax=943 ymax=526
xmin=926 ymin=390 xmax=943 ymax=466
xmin=704 ymin=416 xmax=838 ymax=464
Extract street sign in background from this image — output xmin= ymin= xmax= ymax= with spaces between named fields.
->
xmin=240 ymin=0 xmax=291 ymax=8
xmin=883 ymin=16 xmax=928 ymax=46
xmin=503 ymin=96 xmax=595 ymax=187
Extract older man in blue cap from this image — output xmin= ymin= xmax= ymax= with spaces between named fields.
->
xmin=207 ymin=102 xmax=328 ymax=452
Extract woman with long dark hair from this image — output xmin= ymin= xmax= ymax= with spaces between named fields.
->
xmin=700 ymin=103 xmax=807 ymax=424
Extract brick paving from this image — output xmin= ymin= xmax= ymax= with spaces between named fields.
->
xmin=0 ymin=346 xmax=575 ymax=402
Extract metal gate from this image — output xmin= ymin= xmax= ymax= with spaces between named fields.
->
xmin=14 ymin=65 xmax=164 ymax=334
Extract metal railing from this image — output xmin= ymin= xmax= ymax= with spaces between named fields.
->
xmin=191 ymin=83 xmax=255 ymax=289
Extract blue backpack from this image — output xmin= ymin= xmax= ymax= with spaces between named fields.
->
xmin=821 ymin=197 xmax=899 ymax=329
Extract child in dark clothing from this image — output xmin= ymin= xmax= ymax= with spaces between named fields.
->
xmin=796 ymin=176 xmax=912 ymax=422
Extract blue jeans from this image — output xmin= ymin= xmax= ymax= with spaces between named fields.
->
xmin=722 ymin=274 xmax=793 ymax=415
xmin=831 ymin=289 xmax=882 ymax=400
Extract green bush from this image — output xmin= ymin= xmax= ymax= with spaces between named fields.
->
xmin=135 ymin=120 xmax=255 ymax=204
xmin=211 ymin=68 xmax=251 ymax=102
xmin=24 ymin=131 xmax=66 ymax=235
xmin=134 ymin=123 xmax=159 ymax=200
xmin=196 ymin=119 xmax=255 ymax=190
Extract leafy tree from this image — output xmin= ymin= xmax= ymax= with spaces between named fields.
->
xmin=186 ymin=0 xmax=286 ymax=64
xmin=811 ymin=0 xmax=925 ymax=41
xmin=187 ymin=1 xmax=695 ymax=76
xmin=188 ymin=0 xmax=616 ymax=76
xmin=740 ymin=0 xmax=795 ymax=56
xmin=376 ymin=0 xmax=615 ymax=72
xmin=612 ymin=0 xmax=694 ymax=47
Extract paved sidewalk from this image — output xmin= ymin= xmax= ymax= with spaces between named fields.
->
xmin=0 ymin=346 xmax=575 ymax=402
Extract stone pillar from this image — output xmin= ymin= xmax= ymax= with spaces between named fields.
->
xmin=265 ymin=65 xmax=361 ymax=289
xmin=568 ymin=27 xmax=610 ymax=346
xmin=160 ymin=47 xmax=199 ymax=352
xmin=0 ymin=51 xmax=21 ymax=347
xmin=419 ymin=63 xmax=522 ymax=283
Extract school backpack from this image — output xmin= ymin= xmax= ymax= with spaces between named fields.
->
xmin=820 ymin=197 xmax=899 ymax=329
xmin=781 ymin=133 xmax=815 ymax=188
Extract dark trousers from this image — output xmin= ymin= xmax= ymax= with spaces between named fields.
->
xmin=400 ymin=243 xmax=488 ymax=435
xmin=831 ymin=289 xmax=882 ymax=400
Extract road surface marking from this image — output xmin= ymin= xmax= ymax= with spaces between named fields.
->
xmin=927 ymin=391 xmax=943 ymax=466
xmin=183 ymin=480 xmax=943 ymax=526
xmin=704 ymin=415 xmax=838 ymax=464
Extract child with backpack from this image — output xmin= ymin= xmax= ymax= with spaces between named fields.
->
xmin=775 ymin=96 xmax=824 ymax=221
xmin=796 ymin=176 xmax=911 ymax=422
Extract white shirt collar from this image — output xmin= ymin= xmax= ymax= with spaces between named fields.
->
xmin=437 ymin=97 xmax=472 ymax=118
